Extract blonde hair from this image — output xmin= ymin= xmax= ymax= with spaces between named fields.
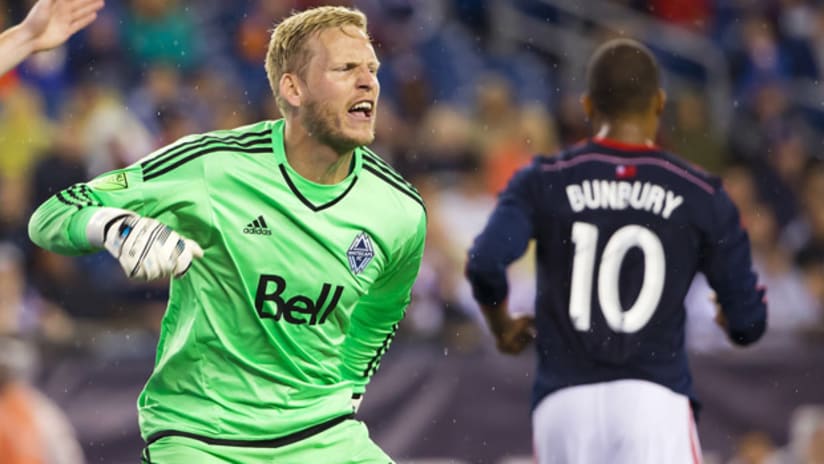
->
xmin=265 ymin=6 xmax=368 ymax=115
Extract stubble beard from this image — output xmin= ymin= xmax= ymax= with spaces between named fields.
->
xmin=302 ymin=99 xmax=375 ymax=154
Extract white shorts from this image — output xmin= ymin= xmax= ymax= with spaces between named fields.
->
xmin=532 ymin=379 xmax=702 ymax=464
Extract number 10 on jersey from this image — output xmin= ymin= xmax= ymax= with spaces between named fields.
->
xmin=569 ymin=222 xmax=666 ymax=334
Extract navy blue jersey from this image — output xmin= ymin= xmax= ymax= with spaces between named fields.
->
xmin=466 ymin=138 xmax=767 ymax=409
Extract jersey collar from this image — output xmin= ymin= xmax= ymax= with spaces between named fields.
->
xmin=270 ymin=119 xmax=363 ymax=184
xmin=591 ymin=137 xmax=660 ymax=152
xmin=270 ymin=119 xmax=362 ymax=212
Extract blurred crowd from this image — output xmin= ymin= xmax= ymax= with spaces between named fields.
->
xmin=0 ymin=0 xmax=823 ymax=463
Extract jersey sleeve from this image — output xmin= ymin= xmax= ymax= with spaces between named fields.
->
xmin=699 ymin=187 xmax=767 ymax=345
xmin=465 ymin=164 xmax=537 ymax=307
xmin=28 ymin=147 xmax=210 ymax=256
xmin=341 ymin=211 xmax=427 ymax=394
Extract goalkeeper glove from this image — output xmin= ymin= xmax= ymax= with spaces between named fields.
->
xmin=87 ymin=207 xmax=203 ymax=281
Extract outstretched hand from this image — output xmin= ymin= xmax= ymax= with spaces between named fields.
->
xmin=21 ymin=0 xmax=104 ymax=53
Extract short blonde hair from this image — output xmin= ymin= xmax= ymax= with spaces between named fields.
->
xmin=265 ymin=6 xmax=368 ymax=115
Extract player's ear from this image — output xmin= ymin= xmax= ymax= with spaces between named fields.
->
xmin=581 ymin=93 xmax=593 ymax=121
xmin=280 ymin=73 xmax=302 ymax=108
xmin=654 ymin=88 xmax=666 ymax=116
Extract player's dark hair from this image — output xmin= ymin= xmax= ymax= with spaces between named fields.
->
xmin=586 ymin=38 xmax=660 ymax=118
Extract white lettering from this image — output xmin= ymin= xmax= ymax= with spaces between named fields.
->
xmin=616 ymin=181 xmax=632 ymax=209
xmin=566 ymin=179 xmax=682 ymax=220
xmin=606 ymin=181 xmax=620 ymax=209
xmin=630 ymin=182 xmax=649 ymax=209
xmin=598 ymin=180 xmax=614 ymax=209
xmin=645 ymin=185 xmax=665 ymax=215
xmin=583 ymin=181 xmax=600 ymax=209
xmin=662 ymin=191 xmax=684 ymax=219
xmin=567 ymin=184 xmax=586 ymax=212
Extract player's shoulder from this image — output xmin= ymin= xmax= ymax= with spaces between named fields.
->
xmin=168 ymin=120 xmax=274 ymax=156
xmin=525 ymin=144 xmax=584 ymax=175
xmin=655 ymin=149 xmax=723 ymax=194
xmin=357 ymin=146 xmax=426 ymax=218
xmin=535 ymin=139 xmax=722 ymax=195
xmin=533 ymin=142 xmax=586 ymax=167
xmin=137 ymin=121 xmax=274 ymax=181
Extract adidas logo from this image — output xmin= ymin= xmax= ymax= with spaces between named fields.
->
xmin=243 ymin=215 xmax=272 ymax=236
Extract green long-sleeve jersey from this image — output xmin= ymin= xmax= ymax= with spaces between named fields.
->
xmin=28 ymin=119 xmax=427 ymax=441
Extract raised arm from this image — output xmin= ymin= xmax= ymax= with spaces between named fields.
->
xmin=0 ymin=0 xmax=104 ymax=75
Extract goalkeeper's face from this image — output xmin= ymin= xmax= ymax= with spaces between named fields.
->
xmin=298 ymin=25 xmax=380 ymax=154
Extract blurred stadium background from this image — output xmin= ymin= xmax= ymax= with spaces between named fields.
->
xmin=1 ymin=0 xmax=823 ymax=462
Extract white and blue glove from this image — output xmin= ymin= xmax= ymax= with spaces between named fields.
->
xmin=87 ymin=207 xmax=203 ymax=281
xmin=352 ymin=393 xmax=363 ymax=413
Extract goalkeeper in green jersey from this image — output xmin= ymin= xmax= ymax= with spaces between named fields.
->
xmin=28 ymin=6 xmax=426 ymax=464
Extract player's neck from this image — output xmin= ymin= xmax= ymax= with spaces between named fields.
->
xmin=593 ymin=120 xmax=657 ymax=147
xmin=283 ymin=120 xmax=354 ymax=185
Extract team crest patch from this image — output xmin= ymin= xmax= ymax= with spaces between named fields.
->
xmin=347 ymin=232 xmax=374 ymax=274
xmin=88 ymin=172 xmax=128 ymax=191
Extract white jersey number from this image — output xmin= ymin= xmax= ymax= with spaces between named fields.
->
xmin=569 ymin=222 xmax=665 ymax=333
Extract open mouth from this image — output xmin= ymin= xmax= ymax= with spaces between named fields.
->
xmin=348 ymin=100 xmax=374 ymax=120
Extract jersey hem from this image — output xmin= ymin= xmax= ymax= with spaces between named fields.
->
xmin=144 ymin=412 xmax=355 ymax=448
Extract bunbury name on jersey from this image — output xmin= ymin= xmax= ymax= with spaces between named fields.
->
xmin=466 ymin=138 xmax=766 ymax=414
xmin=566 ymin=179 xmax=684 ymax=219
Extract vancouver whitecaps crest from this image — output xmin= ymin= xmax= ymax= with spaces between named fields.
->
xmin=347 ymin=232 xmax=374 ymax=274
